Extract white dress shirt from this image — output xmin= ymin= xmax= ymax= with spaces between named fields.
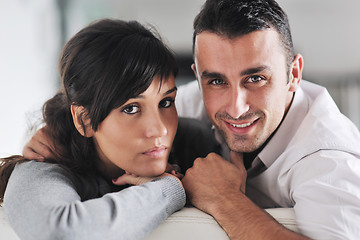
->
xmin=176 ymin=80 xmax=360 ymax=240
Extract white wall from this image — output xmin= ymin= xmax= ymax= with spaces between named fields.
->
xmin=278 ymin=0 xmax=360 ymax=78
xmin=0 ymin=0 xmax=59 ymax=157
xmin=62 ymin=0 xmax=206 ymax=53
xmin=75 ymin=0 xmax=360 ymax=79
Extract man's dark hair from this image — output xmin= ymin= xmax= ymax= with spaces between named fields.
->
xmin=193 ymin=0 xmax=295 ymax=68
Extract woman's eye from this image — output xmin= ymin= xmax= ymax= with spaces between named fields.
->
xmin=122 ymin=105 xmax=140 ymax=114
xmin=159 ymin=98 xmax=174 ymax=108
xmin=209 ymin=79 xmax=224 ymax=85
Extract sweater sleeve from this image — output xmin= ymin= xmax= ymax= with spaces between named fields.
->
xmin=4 ymin=161 xmax=185 ymax=240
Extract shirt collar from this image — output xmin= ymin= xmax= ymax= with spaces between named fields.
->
xmin=212 ymin=85 xmax=310 ymax=167
xmin=258 ymin=86 xmax=310 ymax=168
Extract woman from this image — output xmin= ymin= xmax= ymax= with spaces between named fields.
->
xmin=0 ymin=19 xmax=185 ymax=240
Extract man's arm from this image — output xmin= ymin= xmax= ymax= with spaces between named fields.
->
xmin=182 ymin=152 xmax=310 ymax=240
xmin=22 ymin=126 xmax=56 ymax=160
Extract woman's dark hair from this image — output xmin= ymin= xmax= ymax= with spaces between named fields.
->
xmin=0 ymin=19 xmax=178 ymax=202
xmin=193 ymin=0 xmax=294 ymax=69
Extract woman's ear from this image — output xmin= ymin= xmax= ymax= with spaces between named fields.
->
xmin=288 ymin=54 xmax=304 ymax=92
xmin=70 ymin=105 xmax=94 ymax=137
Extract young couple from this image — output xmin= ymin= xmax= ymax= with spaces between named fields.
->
xmin=1 ymin=0 xmax=360 ymax=239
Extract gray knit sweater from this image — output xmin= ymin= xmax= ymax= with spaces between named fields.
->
xmin=4 ymin=161 xmax=186 ymax=240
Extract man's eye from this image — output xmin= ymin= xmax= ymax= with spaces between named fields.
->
xmin=209 ymin=79 xmax=224 ymax=85
xmin=159 ymin=98 xmax=174 ymax=108
xmin=247 ymin=75 xmax=264 ymax=83
xmin=122 ymin=105 xmax=140 ymax=114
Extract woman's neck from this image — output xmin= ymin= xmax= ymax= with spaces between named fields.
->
xmin=96 ymin=158 xmax=125 ymax=182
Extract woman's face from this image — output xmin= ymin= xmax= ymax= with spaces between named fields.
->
xmin=93 ymin=75 xmax=178 ymax=178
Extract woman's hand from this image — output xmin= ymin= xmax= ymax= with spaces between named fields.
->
xmin=166 ymin=163 xmax=184 ymax=179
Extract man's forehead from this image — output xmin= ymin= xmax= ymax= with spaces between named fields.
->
xmin=195 ymin=29 xmax=281 ymax=46
xmin=194 ymin=29 xmax=286 ymax=63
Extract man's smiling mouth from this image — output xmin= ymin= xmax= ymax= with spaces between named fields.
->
xmin=230 ymin=122 xmax=253 ymax=128
xmin=229 ymin=118 xmax=260 ymax=129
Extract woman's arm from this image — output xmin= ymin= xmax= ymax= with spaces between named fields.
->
xmin=4 ymin=161 xmax=185 ymax=240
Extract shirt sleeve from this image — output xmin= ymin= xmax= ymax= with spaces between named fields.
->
xmin=290 ymin=150 xmax=360 ymax=239
xmin=4 ymin=161 xmax=185 ymax=240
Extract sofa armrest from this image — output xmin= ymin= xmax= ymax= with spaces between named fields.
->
xmin=0 ymin=206 xmax=19 ymax=240
xmin=144 ymin=207 xmax=298 ymax=240
xmin=0 ymin=206 xmax=298 ymax=240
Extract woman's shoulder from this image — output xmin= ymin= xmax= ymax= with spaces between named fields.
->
xmin=9 ymin=160 xmax=78 ymax=190
xmin=13 ymin=160 xmax=71 ymax=178
xmin=7 ymin=160 xmax=109 ymax=202
xmin=4 ymin=161 xmax=75 ymax=207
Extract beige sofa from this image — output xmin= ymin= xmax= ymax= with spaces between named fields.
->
xmin=1 ymin=206 xmax=298 ymax=239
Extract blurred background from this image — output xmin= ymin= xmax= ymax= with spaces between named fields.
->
xmin=1 ymin=0 xmax=360 ymax=158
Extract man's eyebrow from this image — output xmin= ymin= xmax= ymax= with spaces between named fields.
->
xmin=240 ymin=65 xmax=270 ymax=76
xmin=200 ymin=66 xmax=270 ymax=80
xmin=200 ymin=71 xmax=226 ymax=79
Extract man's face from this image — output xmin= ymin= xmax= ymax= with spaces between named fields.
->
xmin=193 ymin=29 xmax=301 ymax=153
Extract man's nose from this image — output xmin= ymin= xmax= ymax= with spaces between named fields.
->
xmin=225 ymin=87 xmax=250 ymax=119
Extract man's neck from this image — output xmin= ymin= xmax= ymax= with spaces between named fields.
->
xmin=243 ymin=92 xmax=296 ymax=169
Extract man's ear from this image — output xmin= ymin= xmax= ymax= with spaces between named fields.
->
xmin=191 ymin=63 xmax=202 ymax=90
xmin=70 ymin=105 xmax=94 ymax=137
xmin=191 ymin=63 xmax=198 ymax=80
xmin=288 ymin=54 xmax=304 ymax=92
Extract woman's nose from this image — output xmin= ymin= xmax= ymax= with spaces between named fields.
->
xmin=144 ymin=112 xmax=168 ymax=138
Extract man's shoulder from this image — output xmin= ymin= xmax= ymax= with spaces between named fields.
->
xmin=286 ymin=80 xmax=360 ymax=157
xmin=171 ymin=117 xmax=220 ymax=172
xmin=263 ymin=79 xmax=360 ymax=167
xmin=176 ymin=80 xmax=209 ymax=121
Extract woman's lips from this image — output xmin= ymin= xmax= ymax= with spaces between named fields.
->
xmin=143 ymin=147 xmax=167 ymax=158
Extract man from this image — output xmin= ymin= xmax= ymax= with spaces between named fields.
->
xmin=176 ymin=0 xmax=360 ymax=239
xmin=23 ymin=0 xmax=360 ymax=239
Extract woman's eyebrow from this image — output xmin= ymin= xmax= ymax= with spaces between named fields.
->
xmin=134 ymin=86 xmax=177 ymax=99
xmin=162 ymin=86 xmax=177 ymax=96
